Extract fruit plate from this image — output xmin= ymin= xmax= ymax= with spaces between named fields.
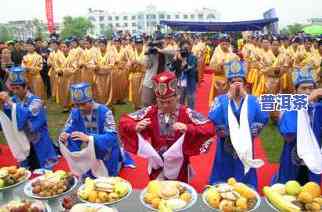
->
xmin=0 ymin=200 xmax=52 ymax=212
xmin=201 ymin=183 xmax=261 ymax=212
xmin=264 ymin=197 xmax=279 ymax=212
xmin=0 ymin=170 xmax=31 ymax=192
xmin=24 ymin=175 xmax=79 ymax=200
xmin=69 ymin=203 xmax=118 ymax=212
xmin=78 ymin=180 xmax=132 ymax=205
xmin=139 ymin=182 xmax=198 ymax=211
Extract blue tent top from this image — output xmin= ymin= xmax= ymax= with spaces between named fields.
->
xmin=160 ymin=18 xmax=279 ymax=32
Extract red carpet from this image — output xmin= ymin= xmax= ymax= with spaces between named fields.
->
xmin=0 ymin=73 xmax=280 ymax=194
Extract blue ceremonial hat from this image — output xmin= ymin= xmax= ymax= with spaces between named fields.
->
xmin=224 ymin=60 xmax=247 ymax=80
xmin=9 ymin=66 xmax=26 ymax=85
xmin=26 ymin=38 xmax=35 ymax=45
xmin=98 ymin=37 xmax=107 ymax=44
xmin=134 ymin=34 xmax=143 ymax=43
xmin=292 ymin=68 xmax=316 ymax=87
xmin=70 ymin=83 xmax=93 ymax=104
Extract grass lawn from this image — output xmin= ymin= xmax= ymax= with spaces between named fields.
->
xmin=0 ymin=99 xmax=283 ymax=163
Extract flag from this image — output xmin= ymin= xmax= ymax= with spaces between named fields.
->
xmin=45 ymin=0 xmax=54 ymax=33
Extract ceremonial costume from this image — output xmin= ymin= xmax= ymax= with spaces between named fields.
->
xmin=272 ymin=69 xmax=322 ymax=185
xmin=60 ymin=83 xmax=124 ymax=178
xmin=21 ymin=48 xmax=46 ymax=101
xmin=47 ymin=48 xmax=57 ymax=98
xmin=80 ymin=47 xmax=96 ymax=85
xmin=192 ymin=41 xmax=206 ymax=83
xmin=128 ymin=36 xmax=146 ymax=109
xmin=273 ymin=51 xmax=294 ymax=93
xmin=68 ymin=46 xmax=82 ymax=84
xmin=55 ymin=49 xmax=76 ymax=109
xmin=208 ymin=61 xmax=269 ymax=189
xmin=252 ymin=48 xmax=276 ymax=96
xmin=106 ymin=40 xmax=130 ymax=105
xmin=208 ymin=43 xmax=239 ymax=106
xmin=243 ymin=42 xmax=260 ymax=88
xmin=1 ymin=67 xmax=57 ymax=170
xmin=93 ymin=39 xmax=113 ymax=104
xmin=119 ymin=72 xmax=214 ymax=182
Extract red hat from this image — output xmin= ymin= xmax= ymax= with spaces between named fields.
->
xmin=152 ymin=71 xmax=177 ymax=99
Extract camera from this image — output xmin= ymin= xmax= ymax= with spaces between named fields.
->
xmin=180 ymin=47 xmax=189 ymax=58
xmin=145 ymin=40 xmax=163 ymax=55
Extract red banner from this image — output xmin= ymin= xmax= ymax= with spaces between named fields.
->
xmin=45 ymin=0 xmax=54 ymax=33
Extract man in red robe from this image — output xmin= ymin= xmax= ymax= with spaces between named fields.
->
xmin=119 ymin=71 xmax=215 ymax=182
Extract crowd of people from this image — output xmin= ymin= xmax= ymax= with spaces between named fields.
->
xmin=0 ymin=31 xmax=321 ymax=190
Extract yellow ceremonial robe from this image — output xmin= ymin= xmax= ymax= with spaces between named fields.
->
xmin=21 ymin=52 xmax=46 ymax=100
xmin=208 ymin=45 xmax=239 ymax=105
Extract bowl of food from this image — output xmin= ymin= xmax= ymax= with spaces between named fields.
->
xmin=24 ymin=170 xmax=78 ymax=200
xmin=0 ymin=166 xmax=31 ymax=191
xmin=78 ymin=177 xmax=132 ymax=205
xmin=0 ymin=199 xmax=51 ymax=212
xmin=202 ymin=178 xmax=261 ymax=212
xmin=264 ymin=181 xmax=322 ymax=212
xmin=140 ymin=180 xmax=198 ymax=211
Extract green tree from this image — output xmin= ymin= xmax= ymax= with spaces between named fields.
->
xmin=60 ymin=16 xmax=93 ymax=39
xmin=0 ymin=25 xmax=14 ymax=42
xmin=101 ymin=25 xmax=113 ymax=39
xmin=280 ymin=23 xmax=306 ymax=36
xmin=32 ymin=18 xmax=48 ymax=39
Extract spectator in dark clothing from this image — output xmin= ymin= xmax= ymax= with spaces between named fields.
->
xmin=172 ymin=40 xmax=198 ymax=109
xmin=11 ymin=41 xmax=26 ymax=66
xmin=33 ymin=38 xmax=51 ymax=98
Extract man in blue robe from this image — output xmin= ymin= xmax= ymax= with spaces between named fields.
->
xmin=272 ymin=69 xmax=322 ymax=185
xmin=0 ymin=66 xmax=57 ymax=170
xmin=59 ymin=83 xmax=132 ymax=178
xmin=208 ymin=60 xmax=269 ymax=189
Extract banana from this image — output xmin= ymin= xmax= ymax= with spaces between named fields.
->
xmin=232 ymin=183 xmax=257 ymax=199
xmin=159 ymin=200 xmax=173 ymax=212
xmin=263 ymin=186 xmax=301 ymax=212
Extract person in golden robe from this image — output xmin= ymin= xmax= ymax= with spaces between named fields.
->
xmin=317 ymin=40 xmax=322 ymax=86
xmin=296 ymin=38 xmax=321 ymax=82
xmin=128 ymin=35 xmax=146 ymax=109
xmin=92 ymin=38 xmax=113 ymax=104
xmin=21 ymin=40 xmax=46 ymax=101
xmin=252 ymin=38 xmax=277 ymax=96
xmin=55 ymin=41 xmax=76 ymax=112
xmin=204 ymin=40 xmax=212 ymax=65
xmin=192 ymin=38 xmax=206 ymax=83
xmin=271 ymin=39 xmax=294 ymax=93
xmin=79 ymin=38 xmax=96 ymax=85
xmin=243 ymin=36 xmax=259 ymax=90
xmin=68 ymin=38 xmax=82 ymax=84
xmin=106 ymin=37 xmax=127 ymax=106
xmin=208 ymin=37 xmax=239 ymax=105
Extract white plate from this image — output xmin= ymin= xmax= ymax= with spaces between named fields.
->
xmin=24 ymin=175 xmax=79 ymax=200
xmin=201 ymin=183 xmax=261 ymax=212
xmin=140 ymin=181 xmax=198 ymax=211
xmin=78 ymin=179 xmax=132 ymax=205
xmin=70 ymin=203 xmax=118 ymax=212
xmin=0 ymin=170 xmax=31 ymax=192
xmin=264 ymin=197 xmax=279 ymax=212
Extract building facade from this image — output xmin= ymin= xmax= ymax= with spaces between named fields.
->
xmin=5 ymin=20 xmax=60 ymax=41
xmin=88 ymin=5 xmax=219 ymax=36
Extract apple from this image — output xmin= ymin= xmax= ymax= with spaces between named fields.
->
xmin=285 ymin=181 xmax=302 ymax=196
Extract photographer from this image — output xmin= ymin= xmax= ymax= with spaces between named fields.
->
xmin=141 ymin=39 xmax=175 ymax=107
xmin=172 ymin=40 xmax=198 ymax=109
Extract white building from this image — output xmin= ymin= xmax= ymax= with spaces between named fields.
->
xmin=87 ymin=5 xmax=220 ymax=36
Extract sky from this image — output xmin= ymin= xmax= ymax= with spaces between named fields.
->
xmin=0 ymin=0 xmax=321 ymax=27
